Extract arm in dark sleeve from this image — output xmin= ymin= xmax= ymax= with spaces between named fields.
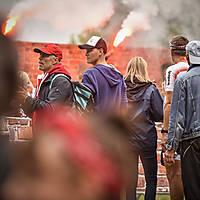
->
xmin=23 ymin=76 xmax=73 ymax=116
xmin=149 ymin=86 xmax=163 ymax=122
xmin=121 ymin=80 xmax=128 ymax=109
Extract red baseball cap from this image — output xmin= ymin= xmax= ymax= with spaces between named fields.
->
xmin=34 ymin=43 xmax=62 ymax=61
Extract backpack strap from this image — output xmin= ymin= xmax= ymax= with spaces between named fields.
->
xmin=49 ymin=74 xmax=70 ymax=90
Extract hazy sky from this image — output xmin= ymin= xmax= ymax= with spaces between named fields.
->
xmin=0 ymin=0 xmax=20 ymax=14
xmin=1 ymin=0 xmax=114 ymax=44
xmin=1 ymin=0 xmax=200 ymax=47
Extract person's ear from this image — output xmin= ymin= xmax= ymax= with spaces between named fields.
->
xmin=170 ymin=50 xmax=174 ymax=57
xmin=186 ymin=53 xmax=190 ymax=65
xmin=170 ymin=50 xmax=176 ymax=63
xmin=53 ymin=56 xmax=59 ymax=64
xmin=99 ymin=48 xmax=104 ymax=56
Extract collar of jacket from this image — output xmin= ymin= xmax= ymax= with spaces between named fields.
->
xmin=44 ymin=62 xmax=71 ymax=82
xmin=188 ymin=64 xmax=200 ymax=71
xmin=125 ymin=77 xmax=152 ymax=95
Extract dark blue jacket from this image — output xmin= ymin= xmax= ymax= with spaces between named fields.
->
xmin=125 ymin=78 xmax=163 ymax=151
xmin=82 ymin=64 xmax=127 ymax=113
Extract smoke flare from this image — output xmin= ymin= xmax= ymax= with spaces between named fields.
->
xmin=113 ymin=28 xmax=132 ymax=47
xmin=2 ymin=16 xmax=19 ymax=36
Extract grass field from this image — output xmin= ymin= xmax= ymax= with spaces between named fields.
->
xmin=136 ymin=194 xmax=170 ymax=200
xmin=121 ymin=193 xmax=170 ymax=200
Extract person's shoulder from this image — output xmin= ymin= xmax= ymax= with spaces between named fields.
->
xmin=165 ymin=65 xmax=174 ymax=79
xmin=176 ymin=62 xmax=189 ymax=70
xmin=174 ymin=72 xmax=187 ymax=84
xmin=168 ymin=62 xmax=189 ymax=72
xmin=147 ymin=83 xmax=159 ymax=93
xmin=166 ymin=64 xmax=175 ymax=71
xmin=177 ymin=68 xmax=194 ymax=82
xmin=139 ymin=84 xmax=157 ymax=100
xmin=151 ymin=83 xmax=158 ymax=89
xmin=51 ymin=73 xmax=71 ymax=84
xmin=165 ymin=64 xmax=177 ymax=75
xmin=84 ymin=67 xmax=98 ymax=75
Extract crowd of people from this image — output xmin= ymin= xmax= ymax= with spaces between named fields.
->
xmin=0 ymin=17 xmax=200 ymax=200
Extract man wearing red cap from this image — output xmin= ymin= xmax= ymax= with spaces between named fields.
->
xmin=18 ymin=43 xmax=73 ymax=125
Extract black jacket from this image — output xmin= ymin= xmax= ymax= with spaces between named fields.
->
xmin=125 ymin=78 xmax=163 ymax=151
xmin=23 ymin=63 xmax=73 ymax=118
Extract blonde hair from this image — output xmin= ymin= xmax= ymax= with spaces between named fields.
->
xmin=124 ymin=57 xmax=150 ymax=83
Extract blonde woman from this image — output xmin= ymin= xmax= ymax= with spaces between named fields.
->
xmin=124 ymin=57 xmax=163 ymax=200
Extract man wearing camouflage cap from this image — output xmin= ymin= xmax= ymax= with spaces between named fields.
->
xmin=165 ymin=40 xmax=200 ymax=200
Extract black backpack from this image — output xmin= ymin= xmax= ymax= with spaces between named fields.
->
xmin=49 ymin=74 xmax=94 ymax=114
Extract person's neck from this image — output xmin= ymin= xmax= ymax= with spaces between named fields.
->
xmin=172 ymin=56 xmax=186 ymax=64
xmin=94 ymin=57 xmax=109 ymax=67
xmin=44 ymin=62 xmax=59 ymax=73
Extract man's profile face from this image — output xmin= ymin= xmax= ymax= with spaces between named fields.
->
xmin=38 ymin=52 xmax=58 ymax=72
xmin=85 ymin=48 xmax=101 ymax=65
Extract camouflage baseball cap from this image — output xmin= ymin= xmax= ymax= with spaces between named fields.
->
xmin=186 ymin=40 xmax=200 ymax=64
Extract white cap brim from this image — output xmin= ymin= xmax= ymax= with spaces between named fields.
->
xmin=189 ymin=54 xmax=200 ymax=64
xmin=78 ymin=36 xmax=101 ymax=49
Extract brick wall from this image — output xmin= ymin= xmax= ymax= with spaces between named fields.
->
xmin=15 ymin=41 xmax=170 ymax=88
xmin=0 ymin=117 xmax=32 ymax=141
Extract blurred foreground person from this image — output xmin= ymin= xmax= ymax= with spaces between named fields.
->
xmin=165 ymin=41 xmax=200 ymax=200
xmin=124 ymin=57 xmax=163 ymax=200
xmin=0 ymin=18 xmax=18 ymax=199
xmin=162 ymin=35 xmax=189 ymax=200
xmin=0 ymin=26 xmax=18 ymax=114
xmin=78 ymin=36 xmax=127 ymax=114
xmin=2 ymin=106 xmax=134 ymax=200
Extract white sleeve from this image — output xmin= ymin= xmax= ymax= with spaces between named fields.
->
xmin=165 ymin=68 xmax=175 ymax=92
xmin=31 ymin=88 xmax=36 ymax=98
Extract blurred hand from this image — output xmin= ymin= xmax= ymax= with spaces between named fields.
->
xmin=161 ymin=133 xmax=167 ymax=151
xmin=165 ymin=149 xmax=175 ymax=164
xmin=27 ymin=80 xmax=34 ymax=91
xmin=16 ymin=87 xmax=28 ymax=103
